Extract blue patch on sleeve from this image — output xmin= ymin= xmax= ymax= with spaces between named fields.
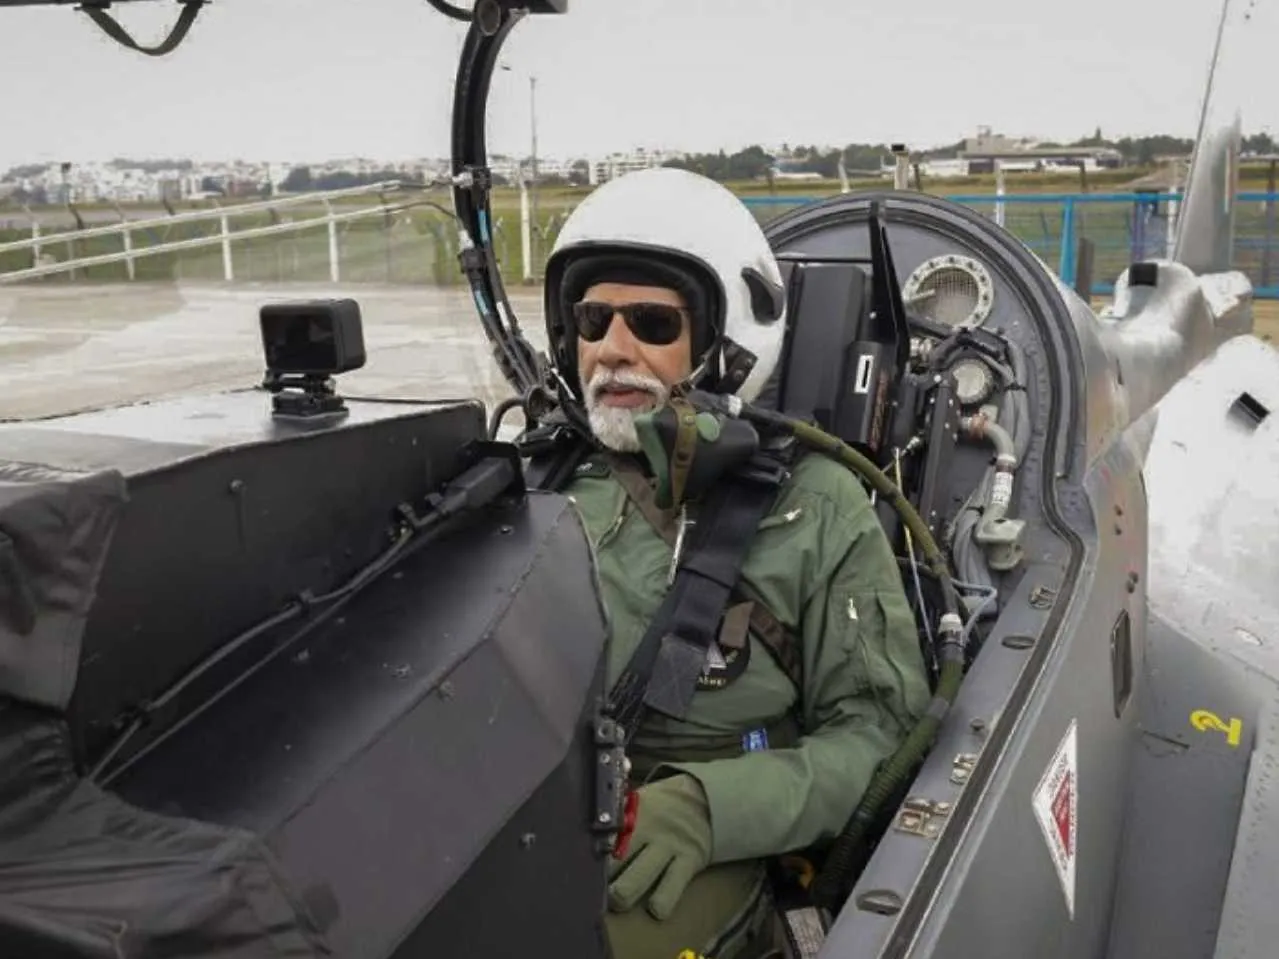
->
xmin=742 ymin=728 xmax=769 ymax=753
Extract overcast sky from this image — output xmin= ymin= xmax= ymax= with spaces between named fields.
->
xmin=1 ymin=0 xmax=1274 ymax=170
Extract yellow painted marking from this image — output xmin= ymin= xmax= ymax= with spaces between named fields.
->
xmin=1190 ymin=709 xmax=1243 ymax=748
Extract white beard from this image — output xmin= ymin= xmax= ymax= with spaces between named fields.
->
xmin=584 ymin=368 xmax=670 ymax=452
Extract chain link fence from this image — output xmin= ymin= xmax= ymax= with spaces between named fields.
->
xmin=3 ymin=191 xmax=1277 ymax=297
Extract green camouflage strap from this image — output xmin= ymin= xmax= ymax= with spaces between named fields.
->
xmin=666 ymin=395 xmax=701 ymax=508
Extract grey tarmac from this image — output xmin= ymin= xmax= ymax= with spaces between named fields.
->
xmin=0 ymin=282 xmax=548 ymax=424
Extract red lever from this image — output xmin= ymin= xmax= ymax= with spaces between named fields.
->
xmin=613 ymin=789 xmax=640 ymax=860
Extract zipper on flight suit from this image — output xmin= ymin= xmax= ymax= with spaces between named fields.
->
xmin=596 ymin=485 xmax=631 ymax=551
xmin=667 ymin=504 xmax=691 ymax=586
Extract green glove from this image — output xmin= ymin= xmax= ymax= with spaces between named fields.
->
xmin=608 ymin=774 xmax=714 ymax=920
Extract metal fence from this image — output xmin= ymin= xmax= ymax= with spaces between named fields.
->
xmin=740 ymin=191 xmax=1279 ymax=299
xmin=3 ymin=189 xmax=1277 ymax=298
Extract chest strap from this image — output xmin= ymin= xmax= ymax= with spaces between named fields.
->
xmin=606 ymin=455 xmax=803 ymax=693
xmin=605 ymin=454 xmax=798 ymax=745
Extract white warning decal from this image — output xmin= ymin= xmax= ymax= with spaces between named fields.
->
xmin=1031 ymin=719 xmax=1077 ymax=919
xmin=853 ymin=354 xmax=874 ymax=394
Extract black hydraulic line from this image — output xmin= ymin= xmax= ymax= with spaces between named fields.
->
xmin=424 ymin=0 xmax=472 ymax=21
xmin=78 ymin=0 xmax=206 ymax=56
xmin=488 ymin=395 xmax=524 ymax=438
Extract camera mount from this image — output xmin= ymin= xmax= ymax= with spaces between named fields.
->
xmin=262 ymin=370 xmax=349 ymax=420
xmin=259 ymin=298 xmax=367 ymax=421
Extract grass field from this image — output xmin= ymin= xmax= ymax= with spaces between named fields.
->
xmin=1252 ymin=299 xmax=1279 ymax=340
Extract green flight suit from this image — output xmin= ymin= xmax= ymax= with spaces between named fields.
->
xmin=564 ymin=448 xmax=933 ymax=959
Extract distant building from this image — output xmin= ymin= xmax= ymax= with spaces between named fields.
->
xmin=589 ymin=148 xmax=683 ymax=185
xmin=770 ymin=159 xmax=823 ymax=181
xmin=880 ymin=158 xmax=969 ymax=179
xmin=960 ymin=126 xmax=1123 ymax=174
xmin=919 ymin=158 xmax=968 ymax=179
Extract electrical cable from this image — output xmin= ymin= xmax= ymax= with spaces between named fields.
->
xmin=88 ymin=453 xmax=520 ymax=785
xmin=79 ymin=0 xmax=207 ymax=57
xmin=424 ymin=0 xmax=472 ymax=21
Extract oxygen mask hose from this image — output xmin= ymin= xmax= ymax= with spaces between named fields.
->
xmin=712 ymin=397 xmax=967 ymax=912
xmin=732 ymin=402 xmax=960 ymax=617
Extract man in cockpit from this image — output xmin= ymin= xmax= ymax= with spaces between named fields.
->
xmin=539 ymin=167 xmax=931 ymax=959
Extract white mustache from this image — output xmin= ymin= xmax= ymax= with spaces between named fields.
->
xmin=587 ymin=369 xmax=665 ymax=404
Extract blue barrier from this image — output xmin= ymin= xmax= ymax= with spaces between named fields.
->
xmin=740 ymin=191 xmax=1279 ymax=299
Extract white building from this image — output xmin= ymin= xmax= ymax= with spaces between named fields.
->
xmin=588 ymin=148 xmax=684 ymax=185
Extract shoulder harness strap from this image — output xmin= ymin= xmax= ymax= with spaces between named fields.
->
xmin=607 ymin=448 xmax=799 ymax=745
xmin=608 ymin=456 xmax=803 ymax=692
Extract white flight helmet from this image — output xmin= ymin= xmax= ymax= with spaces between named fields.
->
xmin=543 ymin=167 xmax=786 ymax=405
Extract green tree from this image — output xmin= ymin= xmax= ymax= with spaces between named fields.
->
xmin=280 ymin=166 xmax=313 ymax=192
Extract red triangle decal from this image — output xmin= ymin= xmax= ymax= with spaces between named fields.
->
xmin=1051 ymin=771 xmax=1074 ymax=856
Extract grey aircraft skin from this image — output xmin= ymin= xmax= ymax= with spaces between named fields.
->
xmin=1 ymin=2 xmax=1277 ymax=959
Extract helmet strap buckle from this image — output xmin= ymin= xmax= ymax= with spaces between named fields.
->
xmin=713 ymin=338 xmax=758 ymax=395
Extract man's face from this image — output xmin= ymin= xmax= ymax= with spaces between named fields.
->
xmin=576 ymin=281 xmax=693 ymax=452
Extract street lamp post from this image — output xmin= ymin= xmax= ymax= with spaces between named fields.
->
xmin=528 ymin=74 xmax=539 ymax=277
xmin=501 ymin=65 xmax=540 ymax=280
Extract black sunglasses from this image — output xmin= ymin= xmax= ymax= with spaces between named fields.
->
xmin=571 ymin=301 xmax=686 ymax=346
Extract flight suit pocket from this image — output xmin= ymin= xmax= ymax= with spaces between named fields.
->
xmin=845 ymin=586 xmax=925 ymax=729
xmin=841 ymin=590 xmax=870 ymax=652
xmin=754 ymin=504 xmax=807 ymax=534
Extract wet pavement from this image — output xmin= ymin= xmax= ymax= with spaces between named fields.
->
xmin=5 ymin=281 xmax=1277 ymax=426
xmin=0 ymin=282 xmax=548 ymax=422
